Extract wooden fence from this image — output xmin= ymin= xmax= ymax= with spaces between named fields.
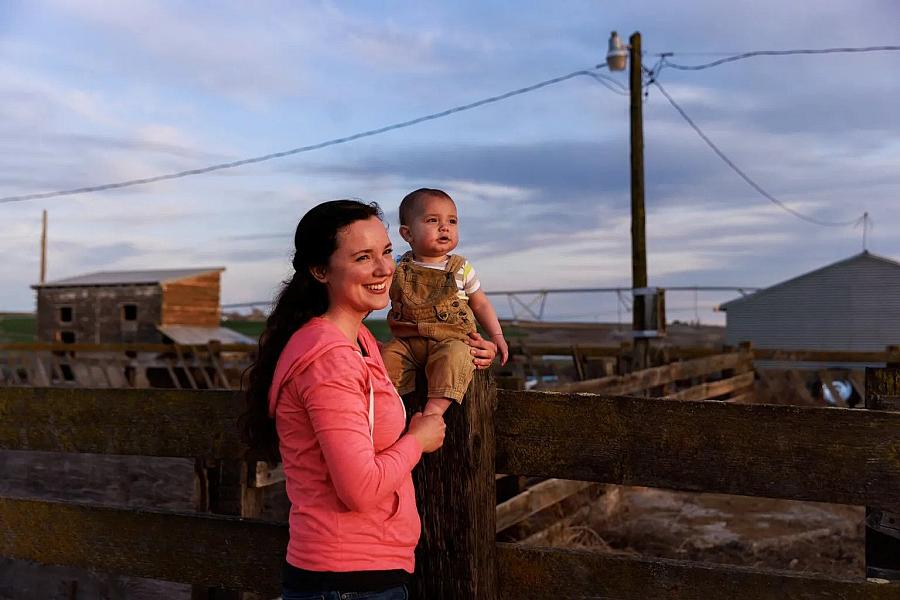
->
xmin=494 ymin=348 xmax=757 ymax=537
xmin=517 ymin=342 xmax=900 ymax=407
xmin=3 ymin=368 xmax=900 ymax=598
xmin=548 ymin=347 xmax=754 ymax=400
xmin=0 ymin=342 xmax=255 ymax=389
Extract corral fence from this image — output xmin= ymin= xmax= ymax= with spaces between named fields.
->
xmin=3 ymin=367 xmax=900 ymax=598
xmin=514 ymin=341 xmax=900 ymax=406
xmin=4 ymin=339 xmax=896 ymax=406
xmin=0 ymin=342 xmax=255 ymax=389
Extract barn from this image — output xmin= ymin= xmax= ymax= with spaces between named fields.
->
xmin=719 ymin=251 xmax=900 ymax=351
xmin=31 ymin=267 xmax=254 ymax=345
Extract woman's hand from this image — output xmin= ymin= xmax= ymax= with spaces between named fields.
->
xmin=408 ymin=412 xmax=446 ymax=453
xmin=466 ymin=331 xmax=497 ymax=369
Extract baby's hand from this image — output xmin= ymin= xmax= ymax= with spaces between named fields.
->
xmin=491 ymin=333 xmax=509 ymax=366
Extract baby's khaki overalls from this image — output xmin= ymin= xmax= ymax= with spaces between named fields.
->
xmin=382 ymin=253 xmax=477 ymax=402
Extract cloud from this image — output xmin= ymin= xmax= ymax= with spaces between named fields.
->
xmin=44 ymin=0 xmax=305 ymax=105
xmin=1 ymin=0 xmax=899 ymax=318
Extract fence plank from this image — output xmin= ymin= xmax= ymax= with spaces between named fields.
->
xmin=0 ymin=497 xmax=286 ymax=595
xmin=497 ymin=543 xmax=900 ymax=600
xmin=495 ymin=479 xmax=593 ymax=532
xmin=551 ymin=352 xmax=747 ymax=394
xmin=512 ymin=344 xmax=721 ymax=361
xmin=753 ymin=348 xmax=889 ymax=363
xmin=252 ymin=462 xmax=286 ymax=488
xmin=0 ymin=387 xmax=242 ymax=459
xmin=665 ymin=371 xmax=755 ymax=401
xmin=496 ymin=389 xmax=900 ymax=511
xmin=787 ymin=370 xmax=817 ymax=404
xmin=518 ymin=503 xmax=593 ymax=546
xmin=0 ymin=342 xmax=255 ymax=353
xmin=729 ymin=391 xmax=756 ymax=404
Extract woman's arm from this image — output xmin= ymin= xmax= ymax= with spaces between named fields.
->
xmin=298 ymin=354 xmax=422 ymax=512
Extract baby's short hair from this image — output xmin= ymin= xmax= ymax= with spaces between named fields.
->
xmin=399 ymin=188 xmax=454 ymax=225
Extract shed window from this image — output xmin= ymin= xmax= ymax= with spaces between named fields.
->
xmin=59 ymin=306 xmax=73 ymax=323
xmin=59 ymin=330 xmax=76 ymax=344
xmin=122 ymin=304 xmax=138 ymax=321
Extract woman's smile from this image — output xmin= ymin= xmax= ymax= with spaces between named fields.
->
xmin=320 ymin=216 xmax=396 ymax=318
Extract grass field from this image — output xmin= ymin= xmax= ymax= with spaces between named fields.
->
xmin=0 ymin=314 xmax=37 ymax=342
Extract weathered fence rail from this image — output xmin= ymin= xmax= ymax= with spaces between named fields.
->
xmin=0 ymin=342 xmax=255 ymax=389
xmin=0 ymin=497 xmax=287 ymax=596
xmin=549 ymin=349 xmax=753 ymax=397
xmin=3 ymin=374 xmax=900 ymax=597
xmin=0 ymin=342 xmax=256 ymax=353
xmin=513 ymin=342 xmax=900 ymax=365
xmin=495 ymin=389 xmax=900 ymax=512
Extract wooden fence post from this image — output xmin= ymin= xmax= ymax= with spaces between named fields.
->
xmin=404 ymin=370 xmax=497 ymax=599
xmin=864 ymin=366 xmax=900 ymax=581
xmin=192 ymin=457 xmax=264 ymax=600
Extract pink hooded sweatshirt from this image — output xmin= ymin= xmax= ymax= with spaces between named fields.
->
xmin=268 ymin=317 xmax=423 ymax=573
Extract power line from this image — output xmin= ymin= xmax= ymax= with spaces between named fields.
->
xmin=650 ymin=79 xmax=862 ymax=227
xmin=661 ymin=45 xmax=900 ymax=70
xmin=582 ymin=70 xmax=628 ymax=95
xmin=0 ymin=65 xmax=615 ymax=205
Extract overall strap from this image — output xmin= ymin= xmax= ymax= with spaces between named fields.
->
xmin=445 ymin=254 xmax=467 ymax=274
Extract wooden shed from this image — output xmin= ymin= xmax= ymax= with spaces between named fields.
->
xmin=719 ymin=251 xmax=900 ymax=351
xmin=31 ymin=267 xmax=253 ymax=345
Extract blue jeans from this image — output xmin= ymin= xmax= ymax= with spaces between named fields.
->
xmin=281 ymin=584 xmax=408 ymax=600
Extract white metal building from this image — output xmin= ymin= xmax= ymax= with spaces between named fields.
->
xmin=719 ymin=252 xmax=900 ymax=351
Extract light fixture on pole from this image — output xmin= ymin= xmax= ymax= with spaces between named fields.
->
xmin=606 ymin=31 xmax=627 ymax=71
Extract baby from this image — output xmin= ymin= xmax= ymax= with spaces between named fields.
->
xmin=381 ymin=188 xmax=509 ymax=417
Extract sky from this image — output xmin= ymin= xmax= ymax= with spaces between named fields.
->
xmin=1 ymin=1 xmax=898 ymax=325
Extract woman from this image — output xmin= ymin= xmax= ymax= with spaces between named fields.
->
xmin=241 ymin=199 xmax=496 ymax=600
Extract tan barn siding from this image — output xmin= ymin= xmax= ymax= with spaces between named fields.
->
xmin=160 ymin=273 xmax=221 ymax=327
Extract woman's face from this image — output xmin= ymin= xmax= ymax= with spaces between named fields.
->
xmin=318 ymin=216 xmax=395 ymax=317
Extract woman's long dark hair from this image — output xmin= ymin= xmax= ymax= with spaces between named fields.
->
xmin=240 ymin=199 xmax=383 ymax=463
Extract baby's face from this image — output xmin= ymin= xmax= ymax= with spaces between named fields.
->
xmin=402 ymin=194 xmax=459 ymax=261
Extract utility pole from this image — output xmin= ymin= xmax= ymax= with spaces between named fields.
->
xmin=40 ymin=209 xmax=48 ymax=284
xmin=628 ymin=32 xmax=649 ymax=370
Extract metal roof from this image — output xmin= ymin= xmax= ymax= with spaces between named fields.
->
xmin=34 ymin=267 xmax=225 ymax=288
xmin=718 ymin=251 xmax=900 ymax=310
xmin=157 ymin=324 xmax=255 ymax=345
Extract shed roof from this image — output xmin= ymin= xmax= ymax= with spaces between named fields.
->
xmin=157 ymin=324 xmax=255 ymax=345
xmin=33 ymin=267 xmax=225 ymax=289
xmin=718 ymin=251 xmax=900 ymax=310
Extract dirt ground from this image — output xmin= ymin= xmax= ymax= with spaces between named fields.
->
xmin=534 ymin=485 xmax=864 ymax=579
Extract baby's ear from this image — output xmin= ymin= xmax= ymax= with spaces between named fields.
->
xmin=399 ymin=225 xmax=413 ymax=243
